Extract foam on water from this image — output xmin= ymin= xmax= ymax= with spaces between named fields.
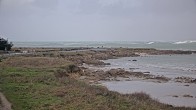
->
xmin=173 ymin=40 xmax=196 ymax=44
xmin=147 ymin=42 xmax=154 ymax=44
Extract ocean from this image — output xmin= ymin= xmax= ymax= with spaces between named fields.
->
xmin=102 ymin=54 xmax=196 ymax=78
xmin=13 ymin=41 xmax=196 ymax=50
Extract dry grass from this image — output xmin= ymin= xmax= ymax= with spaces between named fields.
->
xmin=0 ymin=56 xmax=72 ymax=68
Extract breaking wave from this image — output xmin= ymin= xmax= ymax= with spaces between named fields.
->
xmin=147 ymin=42 xmax=155 ymax=44
xmin=173 ymin=40 xmax=196 ymax=44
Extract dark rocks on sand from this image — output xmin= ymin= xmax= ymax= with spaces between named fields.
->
xmin=183 ymin=94 xmax=193 ymax=98
xmin=191 ymin=79 xmax=196 ymax=83
xmin=128 ymin=60 xmax=137 ymax=61
xmin=184 ymin=84 xmax=190 ymax=87
xmin=129 ymin=68 xmax=139 ymax=70
xmin=175 ymin=76 xmax=196 ymax=83
xmin=172 ymin=95 xmax=179 ymax=98
xmin=143 ymin=72 xmax=150 ymax=73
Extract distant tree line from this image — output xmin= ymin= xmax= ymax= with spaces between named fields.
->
xmin=0 ymin=37 xmax=13 ymax=51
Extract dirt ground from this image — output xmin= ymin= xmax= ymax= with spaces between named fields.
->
xmin=0 ymin=92 xmax=12 ymax=110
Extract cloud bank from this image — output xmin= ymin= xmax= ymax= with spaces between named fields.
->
xmin=0 ymin=0 xmax=196 ymax=41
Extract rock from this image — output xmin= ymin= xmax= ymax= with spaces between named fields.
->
xmin=183 ymin=94 xmax=193 ymax=98
xmin=143 ymin=72 xmax=150 ymax=73
xmin=184 ymin=84 xmax=190 ymax=86
xmin=154 ymin=76 xmax=170 ymax=82
xmin=104 ymin=63 xmax=111 ymax=65
xmin=172 ymin=95 xmax=179 ymax=98
xmin=129 ymin=68 xmax=139 ymax=70
xmin=191 ymin=79 xmax=196 ymax=83
xmin=175 ymin=76 xmax=195 ymax=83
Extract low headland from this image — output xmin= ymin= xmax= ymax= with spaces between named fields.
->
xmin=0 ymin=47 xmax=196 ymax=110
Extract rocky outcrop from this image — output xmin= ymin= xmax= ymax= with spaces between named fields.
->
xmin=174 ymin=76 xmax=196 ymax=83
xmin=78 ymin=68 xmax=171 ymax=83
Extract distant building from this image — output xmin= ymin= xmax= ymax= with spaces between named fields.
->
xmin=0 ymin=37 xmax=13 ymax=51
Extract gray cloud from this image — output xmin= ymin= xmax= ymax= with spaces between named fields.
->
xmin=0 ymin=0 xmax=196 ymax=41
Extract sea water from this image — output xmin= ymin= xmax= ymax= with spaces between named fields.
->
xmin=102 ymin=81 xmax=196 ymax=107
xmin=101 ymin=54 xmax=196 ymax=107
xmin=102 ymin=54 xmax=196 ymax=78
xmin=13 ymin=41 xmax=196 ymax=51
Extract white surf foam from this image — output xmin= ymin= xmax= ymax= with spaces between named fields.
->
xmin=173 ymin=40 xmax=196 ymax=44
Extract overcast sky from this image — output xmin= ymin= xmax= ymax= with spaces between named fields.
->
xmin=0 ymin=0 xmax=196 ymax=41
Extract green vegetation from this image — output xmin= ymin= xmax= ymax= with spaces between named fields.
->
xmin=0 ymin=37 xmax=13 ymax=51
xmin=0 ymin=56 xmax=195 ymax=110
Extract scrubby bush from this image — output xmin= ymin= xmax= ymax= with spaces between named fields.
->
xmin=65 ymin=64 xmax=80 ymax=73
xmin=0 ymin=37 xmax=13 ymax=51
xmin=54 ymin=64 xmax=81 ymax=78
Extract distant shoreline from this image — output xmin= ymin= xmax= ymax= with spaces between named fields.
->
xmin=1 ymin=47 xmax=196 ymax=58
xmin=12 ymin=41 xmax=196 ymax=51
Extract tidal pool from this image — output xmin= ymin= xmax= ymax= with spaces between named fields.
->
xmin=102 ymin=80 xmax=196 ymax=107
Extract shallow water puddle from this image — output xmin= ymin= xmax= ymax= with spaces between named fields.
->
xmin=102 ymin=80 xmax=196 ymax=107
